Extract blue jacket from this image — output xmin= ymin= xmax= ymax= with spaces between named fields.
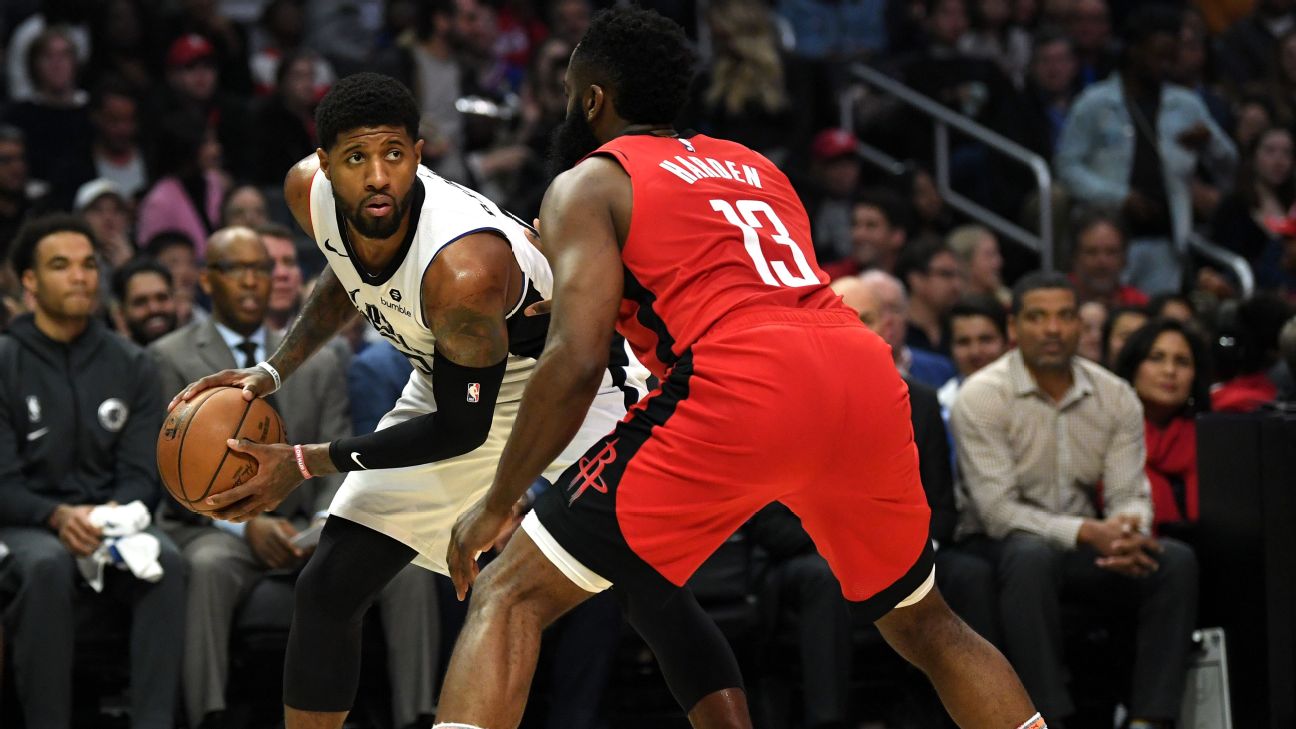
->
xmin=1055 ymin=74 xmax=1236 ymax=250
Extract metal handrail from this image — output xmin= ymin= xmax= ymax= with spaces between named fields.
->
xmin=849 ymin=63 xmax=1056 ymax=271
xmin=1189 ymin=233 xmax=1255 ymax=299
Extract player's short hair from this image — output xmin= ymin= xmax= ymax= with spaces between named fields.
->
xmin=950 ymin=295 xmax=1008 ymax=339
xmin=315 ymin=73 xmax=421 ymax=151
xmin=9 ymin=214 xmax=97 ymax=275
xmin=112 ymin=256 xmax=173 ymax=302
xmin=1011 ymin=271 xmax=1076 ymax=315
xmin=572 ymin=7 xmax=697 ymax=124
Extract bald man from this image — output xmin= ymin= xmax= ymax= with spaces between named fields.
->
xmin=149 ymin=228 xmax=439 ymax=729
xmin=856 ymin=271 xmax=956 ymax=388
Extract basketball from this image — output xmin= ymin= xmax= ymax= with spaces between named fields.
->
xmin=157 ymin=387 xmax=285 ymax=513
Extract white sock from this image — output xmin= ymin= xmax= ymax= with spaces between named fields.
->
xmin=1016 ymin=713 xmax=1047 ymax=729
xmin=432 ymin=724 xmax=486 ymax=729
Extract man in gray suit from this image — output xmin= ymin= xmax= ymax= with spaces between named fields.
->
xmin=149 ymin=227 xmax=440 ymax=729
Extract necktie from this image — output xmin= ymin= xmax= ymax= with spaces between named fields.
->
xmin=236 ymin=340 xmax=258 ymax=369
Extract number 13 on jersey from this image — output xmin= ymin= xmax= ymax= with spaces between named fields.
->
xmin=711 ymin=198 xmax=819 ymax=288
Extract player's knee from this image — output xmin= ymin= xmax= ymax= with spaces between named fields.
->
xmin=466 ymin=550 xmax=572 ymax=630
xmin=294 ymin=557 xmax=366 ymax=627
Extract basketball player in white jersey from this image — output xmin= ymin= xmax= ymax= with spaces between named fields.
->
xmin=172 ymin=73 xmax=756 ymax=729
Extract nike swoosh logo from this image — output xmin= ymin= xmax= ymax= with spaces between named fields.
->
xmin=324 ymin=238 xmax=349 ymax=257
xmin=26 ymin=427 xmax=49 ymax=441
xmin=350 ymin=452 xmax=367 ymax=470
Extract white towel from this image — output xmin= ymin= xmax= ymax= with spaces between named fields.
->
xmin=76 ymin=501 xmax=163 ymax=592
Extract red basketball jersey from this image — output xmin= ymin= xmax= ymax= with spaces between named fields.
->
xmin=593 ymin=133 xmax=845 ymax=379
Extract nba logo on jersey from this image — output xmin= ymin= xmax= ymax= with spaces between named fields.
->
xmin=466 ymin=383 xmax=481 ymax=403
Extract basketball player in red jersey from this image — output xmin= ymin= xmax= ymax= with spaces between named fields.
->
xmin=437 ymin=8 xmax=1046 ymax=729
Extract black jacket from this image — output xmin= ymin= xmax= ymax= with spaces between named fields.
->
xmin=0 ymin=315 xmax=163 ymax=527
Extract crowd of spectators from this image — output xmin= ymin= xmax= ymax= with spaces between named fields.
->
xmin=2 ymin=0 xmax=1296 ymax=728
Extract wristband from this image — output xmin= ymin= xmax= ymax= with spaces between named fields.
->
xmin=255 ymin=361 xmax=282 ymax=393
xmin=293 ymin=444 xmax=313 ymax=480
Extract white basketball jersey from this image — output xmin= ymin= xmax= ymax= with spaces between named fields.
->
xmin=310 ymin=165 xmax=554 ymax=390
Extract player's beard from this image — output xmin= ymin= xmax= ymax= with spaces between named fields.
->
xmin=337 ymin=187 xmax=415 ymax=240
xmin=546 ymin=109 xmax=602 ymax=179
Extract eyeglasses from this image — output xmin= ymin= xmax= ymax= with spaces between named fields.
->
xmin=208 ymin=261 xmax=273 ymax=277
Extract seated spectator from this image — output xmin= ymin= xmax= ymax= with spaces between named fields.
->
xmin=1212 ymin=294 xmax=1291 ymax=412
xmin=947 ymin=224 xmax=1009 ymax=306
xmin=0 ymin=214 xmax=184 ymax=729
xmin=74 ymin=178 xmax=134 ymax=270
xmin=112 ymin=257 xmax=179 ymax=347
xmin=1216 ymin=0 xmax=1296 ymax=92
xmin=1146 ymin=292 xmax=1196 ymax=323
xmin=145 ymin=231 xmax=204 ymax=326
xmin=821 ymin=188 xmax=910 ymax=280
xmin=951 ymin=272 xmax=1198 ymax=728
xmin=1102 ymin=305 xmax=1150 ymax=370
xmin=1078 ymin=299 xmax=1107 ymax=362
xmin=222 ymin=184 xmax=270 ymax=229
xmin=1001 ymin=29 xmax=1080 ymax=163
xmin=4 ymin=3 xmax=92 ymax=103
xmin=0 ymin=125 xmax=50 ymax=267
xmin=251 ymin=48 xmax=324 ymax=186
xmin=938 ymin=294 xmax=1009 ymax=413
xmin=149 ymin=227 xmax=438 ymax=729
xmin=2 ymin=26 xmax=96 ymax=209
xmin=804 ymin=128 xmax=863 ymax=264
xmin=896 ymin=238 xmax=964 ymax=356
xmin=84 ymin=0 xmax=155 ymax=96
xmin=959 ymin=0 xmax=1032 ymax=87
xmin=686 ymin=0 xmax=801 ymax=166
xmin=1171 ymin=8 xmax=1233 ymax=137
xmin=906 ymin=165 xmax=958 ymax=237
xmin=137 ymin=111 xmax=227 ymax=260
xmin=1056 ymin=5 xmax=1236 ymax=295
xmin=1070 ymin=211 xmax=1149 ymax=308
xmin=249 ymin=0 xmax=336 ymax=97
xmin=1212 ymin=126 xmax=1295 ymax=292
xmin=151 ymin=33 xmax=253 ymax=178
xmin=858 ymin=270 xmax=957 ymax=388
xmin=258 ymin=223 xmax=305 ymax=331
xmin=87 ymin=80 xmax=149 ymax=198
xmin=1114 ymin=319 xmax=1212 ymax=531
xmin=1066 ymin=0 xmax=1117 ymax=89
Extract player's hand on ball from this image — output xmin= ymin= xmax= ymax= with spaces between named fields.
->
xmin=169 ymin=366 xmax=276 ymax=410
xmin=205 ymin=439 xmax=303 ymax=522
xmin=447 ymin=498 xmax=513 ymax=601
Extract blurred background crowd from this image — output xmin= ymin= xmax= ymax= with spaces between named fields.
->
xmin=0 ymin=0 xmax=1294 ymax=728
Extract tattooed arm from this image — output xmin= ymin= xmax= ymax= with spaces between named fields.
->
xmin=171 ymin=156 xmax=358 ymax=407
xmin=205 ymin=232 xmax=520 ymax=520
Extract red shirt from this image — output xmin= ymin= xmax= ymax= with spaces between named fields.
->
xmin=1144 ymin=417 xmax=1198 ymax=526
xmin=1211 ymin=372 xmax=1278 ymax=413
xmin=593 ymin=134 xmax=843 ymax=379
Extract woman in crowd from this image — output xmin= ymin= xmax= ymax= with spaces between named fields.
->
xmin=947 ymin=223 xmax=1011 ymax=306
xmin=1212 ymin=126 xmax=1296 ymax=291
xmin=1115 ymin=319 xmax=1212 ymax=532
xmin=1101 ymin=305 xmax=1149 ymax=370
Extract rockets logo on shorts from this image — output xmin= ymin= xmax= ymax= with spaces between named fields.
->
xmin=466 ymin=382 xmax=481 ymax=403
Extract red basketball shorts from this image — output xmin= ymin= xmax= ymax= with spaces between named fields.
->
xmin=529 ymin=307 xmax=933 ymax=617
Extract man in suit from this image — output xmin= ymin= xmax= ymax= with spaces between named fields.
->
xmin=149 ymin=227 xmax=440 ymax=729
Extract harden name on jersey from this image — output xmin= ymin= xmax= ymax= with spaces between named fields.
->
xmin=657 ymin=152 xmax=763 ymax=189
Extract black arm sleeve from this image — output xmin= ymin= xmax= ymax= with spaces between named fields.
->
xmin=328 ymin=349 xmax=507 ymax=472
